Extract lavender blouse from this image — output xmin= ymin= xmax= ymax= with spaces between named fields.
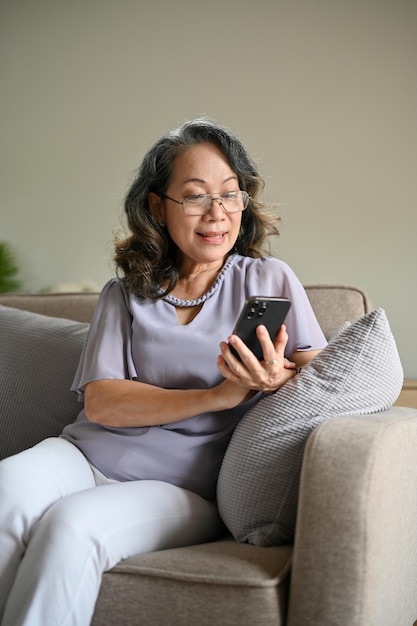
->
xmin=61 ymin=254 xmax=327 ymax=499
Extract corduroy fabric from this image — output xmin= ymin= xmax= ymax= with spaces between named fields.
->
xmin=0 ymin=305 xmax=88 ymax=459
xmin=217 ymin=308 xmax=403 ymax=546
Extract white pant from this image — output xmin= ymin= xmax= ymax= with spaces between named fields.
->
xmin=0 ymin=438 xmax=224 ymax=626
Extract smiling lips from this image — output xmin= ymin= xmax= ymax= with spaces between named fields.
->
xmin=197 ymin=231 xmax=226 ymax=243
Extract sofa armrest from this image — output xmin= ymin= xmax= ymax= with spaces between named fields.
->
xmin=287 ymin=407 xmax=417 ymax=626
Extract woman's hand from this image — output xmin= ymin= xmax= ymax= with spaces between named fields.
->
xmin=84 ymin=324 xmax=321 ymax=427
xmin=217 ymin=324 xmax=296 ymax=395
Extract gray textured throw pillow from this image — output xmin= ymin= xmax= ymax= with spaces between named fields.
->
xmin=217 ymin=308 xmax=403 ymax=547
xmin=0 ymin=305 xmax=89 ymax=460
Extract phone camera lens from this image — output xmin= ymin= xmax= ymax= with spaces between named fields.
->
xmin=258 ymin=302 xmax=268 ymax=317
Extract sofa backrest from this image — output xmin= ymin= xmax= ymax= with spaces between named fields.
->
xmin=304 ymin=285 xmax=371 ymax=339
xmin=0 ymin=284 xmax=372 ymax=460
xmin=0 ymin=284 xmax=371 ymax=340
xmin=0 ymin=292 xmax=98 ymax=323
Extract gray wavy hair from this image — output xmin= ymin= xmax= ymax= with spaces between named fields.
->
xmin=114 ymin=118 xmax=280 ymax=298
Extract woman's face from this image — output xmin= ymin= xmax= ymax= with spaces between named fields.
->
xmin=151 ymin=143 xmax=243 ymax=273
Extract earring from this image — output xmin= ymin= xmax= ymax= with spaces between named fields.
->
xmin=159 ymin=221 xmax=166 ymax=228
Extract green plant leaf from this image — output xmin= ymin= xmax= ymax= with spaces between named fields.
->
xmin=0 ymin=241 xmax=22 ymax=292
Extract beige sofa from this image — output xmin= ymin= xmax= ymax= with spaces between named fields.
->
xmin=1 ymin=286 xmax=417 ymax=626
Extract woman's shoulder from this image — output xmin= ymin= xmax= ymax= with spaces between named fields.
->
xmin=98 ymin=277 xmax=129 ymax=298
xmin=230 ymin=254 xmax=303 ymax=296
xmin=95 ymin=277 xmax=132 ymax=313
xmin=233 ymin=254 xmax=294 ymax=276
xmin=100 ymin=277 xmax=123 ymax=290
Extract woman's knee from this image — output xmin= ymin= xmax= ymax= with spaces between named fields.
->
xmin=0 ymin=439 xmax=95 ymax=530
xmin=29 ymin=495 xmax=111 ymax=575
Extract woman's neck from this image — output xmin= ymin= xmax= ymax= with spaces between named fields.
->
xmin=172 ymin=258 xmax=225 ymax=302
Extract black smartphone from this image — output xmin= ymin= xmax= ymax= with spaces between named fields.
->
xmin=230 ymin=296 xmax=291 ymax=361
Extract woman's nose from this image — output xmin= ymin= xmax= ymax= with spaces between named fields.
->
xmin=204 ymin=197 xmax=226 ymax=220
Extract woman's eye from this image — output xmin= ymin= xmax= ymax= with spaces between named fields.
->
xmin=222 ymin=192 xmax=238 ymax=200
xmin=186 ymin=194 xmax=205 ymax=202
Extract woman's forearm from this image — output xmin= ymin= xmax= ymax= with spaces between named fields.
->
xmin=290 ymin=349 xmax=322 ymax=367
xmin=84 ymin=378 xmax=233 ymax=428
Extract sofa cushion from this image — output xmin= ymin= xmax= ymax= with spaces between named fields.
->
xmin=0 ymin=305 xmax=89 ymax=460
xmin=217 ymin=308 xmax=403 ymax=547
xmin=93 ymin=539 xmax=292 ymax=626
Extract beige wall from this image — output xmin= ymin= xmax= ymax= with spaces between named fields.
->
xmin=1 ymin=0 xmax=416 ymax=377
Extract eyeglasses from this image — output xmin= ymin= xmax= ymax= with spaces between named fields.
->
xmin=161 ymin=191 xmax=250 ymax=216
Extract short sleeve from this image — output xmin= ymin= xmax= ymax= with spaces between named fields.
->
xmin=278 ymin=262 xmax=327 ymax=355
xmin=245 ymin=257 xmax=327 ymax=356
xmin=71 ymin=279 xmax=137 ymax=400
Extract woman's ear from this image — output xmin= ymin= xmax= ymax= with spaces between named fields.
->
xmin=148 ymin=192 xmax=166 ymax=224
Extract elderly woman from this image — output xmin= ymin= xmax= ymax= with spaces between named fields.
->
xmin=0 ymin=118 xmax=326 ymax=625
